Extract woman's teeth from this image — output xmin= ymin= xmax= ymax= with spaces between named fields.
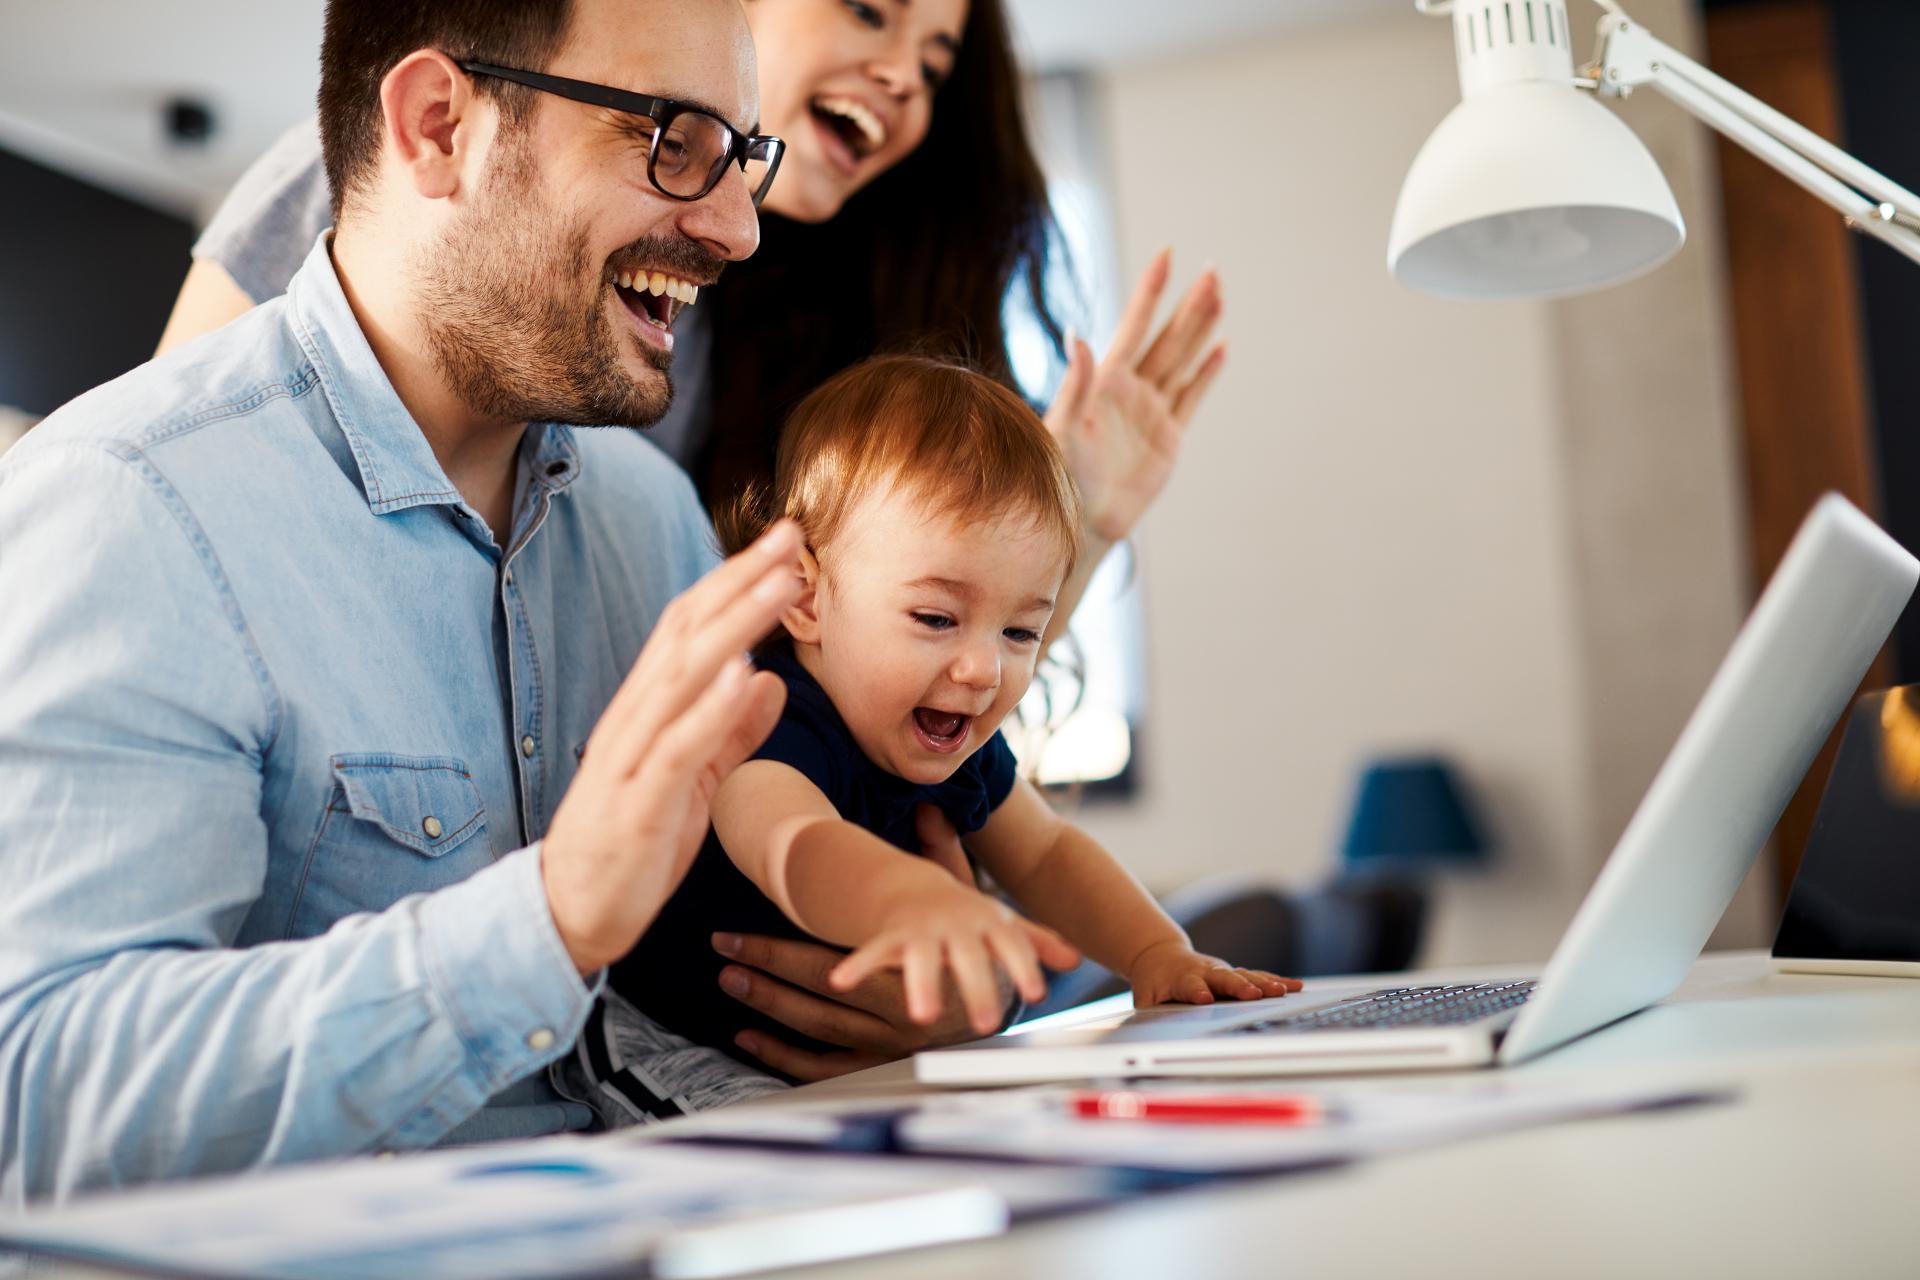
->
xmin=813 ymin=96 xmax=887 ymax=154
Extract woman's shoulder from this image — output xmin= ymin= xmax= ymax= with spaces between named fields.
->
xmin=194 ymin=117 xmax=330 ymax=305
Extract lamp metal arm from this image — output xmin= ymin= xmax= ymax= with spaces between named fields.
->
xmin=1591 ymin=9 xmax=1920 ymax=265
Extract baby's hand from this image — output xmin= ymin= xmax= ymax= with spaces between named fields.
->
xmin=1128 ymin=939 xmax=1303 ymax=1008
xmin=828 ymin=888 xmax=1080 ymax=1036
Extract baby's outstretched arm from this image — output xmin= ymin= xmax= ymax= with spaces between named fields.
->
xmin=970 ymin=779 xmax=1304 ymax=1008
xmin=711 ymin=761 xmax=1079 ymax=1033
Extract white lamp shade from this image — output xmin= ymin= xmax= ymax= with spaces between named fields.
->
xmin=1389 ymin=80 xmax=1687 ymax=300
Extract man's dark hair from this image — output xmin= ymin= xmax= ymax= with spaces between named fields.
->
xmin=317 ymin=0 xmax=573 ymax=220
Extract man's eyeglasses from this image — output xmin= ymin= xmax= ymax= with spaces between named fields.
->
xmin=457 ymin=61 xmax=784 ymax=207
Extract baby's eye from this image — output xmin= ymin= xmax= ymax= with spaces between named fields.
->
xmin=1003 ymin=627 xmax=1041 ymax=645
xmin=912 ymin=612 xmax=955 ymax=631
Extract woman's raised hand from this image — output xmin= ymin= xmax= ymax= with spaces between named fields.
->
xmin=1044 ymin=248 xmax=1226 ymax=545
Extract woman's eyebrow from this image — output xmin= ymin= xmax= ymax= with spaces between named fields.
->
xmin=892 ymin=0 xmax=960 ymax=54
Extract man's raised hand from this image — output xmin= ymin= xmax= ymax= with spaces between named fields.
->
xmin=541 ymin=521 xmax=803 ymax=974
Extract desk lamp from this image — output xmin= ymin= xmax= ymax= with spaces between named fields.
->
xmin=1340 ymin=755 xmax=1490 ymax=876
xmin=1388 ymin=0 xmax=1920 ymax=299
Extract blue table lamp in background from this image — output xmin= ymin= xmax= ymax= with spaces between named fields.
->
xmin=1341 ymin=755 xmax=1491 ymax=875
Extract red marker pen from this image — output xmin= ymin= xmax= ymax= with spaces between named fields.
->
xmin=1068 ymin=1091 xmax=1330 ymax=1126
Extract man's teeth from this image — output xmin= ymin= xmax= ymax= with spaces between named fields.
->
xmin=815 ymin=96 xmax=886 ymax=153
xmin=607 ymin=268 xmax=700 ymax=306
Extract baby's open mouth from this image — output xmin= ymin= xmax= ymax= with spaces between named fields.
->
xmin=913 ymin=707 xmax=970 ymax=749
xmin=606 ymin=266 xmax=701 ymax=333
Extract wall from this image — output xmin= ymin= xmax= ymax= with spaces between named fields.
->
xmin=0 ymin=146 xmax=194 ymax=415
xmin=1063 ymin=1 xmax=1764 ymax=965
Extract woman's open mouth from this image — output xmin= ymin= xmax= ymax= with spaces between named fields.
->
xmin=607 ymin=267 xmax=701 ymax=352
xmin=911 ymin=707 xmax=972 ymax=754
xmin=808 ymin=96 xmax=887 ymax=177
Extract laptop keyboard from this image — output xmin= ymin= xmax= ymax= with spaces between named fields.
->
xmin=1234 ymin=980 xmax=1538 ymax=1034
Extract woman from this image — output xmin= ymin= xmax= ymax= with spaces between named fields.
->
xmin=159 ymin=0 xmax=1229 ymax=1086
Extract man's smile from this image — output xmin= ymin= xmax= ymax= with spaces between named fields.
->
xmin=605 ymin=265 xmax=706 ymax=350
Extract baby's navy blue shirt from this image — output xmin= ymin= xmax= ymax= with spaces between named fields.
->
xmin=610 ymin=647 xmax=1017 ymax=1070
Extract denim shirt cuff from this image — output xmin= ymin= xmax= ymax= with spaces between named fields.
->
xmin=417 ymin=843 xmax=600 ymax=1092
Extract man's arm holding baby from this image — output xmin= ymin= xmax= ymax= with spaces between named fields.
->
xmin=711 ymin=762 xmax=1079 ymax=1035
xmin=971 ymin=780 xmax=1301 ymax=1007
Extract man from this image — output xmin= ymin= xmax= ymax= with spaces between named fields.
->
xmin=0 ymin=0 xmax=965 ymax=1206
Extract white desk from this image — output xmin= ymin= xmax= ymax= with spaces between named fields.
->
xmin=739 ymin=949 xmax=1920 ymax=1278
xmin=31 ymin=950 xmax=1920 ymax=1278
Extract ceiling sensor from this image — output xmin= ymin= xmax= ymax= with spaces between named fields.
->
xmin=164 ymin=97 xmax=216 ymax=146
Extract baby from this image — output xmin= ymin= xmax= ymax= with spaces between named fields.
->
xmin=613 ymin=354 xmax=1298 ymax=1071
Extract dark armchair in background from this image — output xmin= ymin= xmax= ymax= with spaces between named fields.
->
xmin=1026 ymin=754 xmax=1487 ymax=1019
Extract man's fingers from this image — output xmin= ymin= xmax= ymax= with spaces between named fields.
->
xmin=709 ymin=671 xmax=787 ymax=776
xmin=717 ymin=963 xmax=897 ymax=1052
xmin=1108 ymin=247 xmax=1172 ymax=365
xmin=598 ymin=564 xmax=800 ymax=773
xmin=713 ymin=932 xmax=846 ymax=998
xmin=1021 ymin=918 xmax=1082 ymax=973
xmin=1136 ymin=269 xmax=1222 ymax=387
xmin=915 ymin=804 xmax=976 ymax=888
xmin=590 ymin=522 xmax=801 ymax=761
xmin=661 ymin=519 xmax=803 ymax=636
xmin=1169 ymin=342 xmax=1227 ymax=427
xmin=615 ymin=656 xmax=752 ymax=813
xmin=732 ymin=1031 xmax=888 ymax=1083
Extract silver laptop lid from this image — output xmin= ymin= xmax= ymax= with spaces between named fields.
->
xmin=1500 ymin=494 xmax=1918 ymax=1063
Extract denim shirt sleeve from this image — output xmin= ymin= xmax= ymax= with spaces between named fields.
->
xmin=0 ymin=443 xmax=596 ymax=1204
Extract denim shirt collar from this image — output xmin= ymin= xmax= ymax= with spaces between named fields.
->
xmin=284 ymin=232 xmax=580 ymax=516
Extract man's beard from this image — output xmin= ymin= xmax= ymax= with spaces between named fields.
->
xmin=410 ymin=138 xmax=711 ymax=430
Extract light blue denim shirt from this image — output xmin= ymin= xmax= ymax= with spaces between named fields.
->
xmin=0 ymin=234 xmax=720 ymax=1205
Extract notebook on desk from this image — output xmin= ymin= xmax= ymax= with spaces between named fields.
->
xmin=918 ymin=494 xmax=1919 ymax=1086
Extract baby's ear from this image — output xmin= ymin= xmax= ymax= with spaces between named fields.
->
xmin=781 ymin=544 xmax=823 ymax=644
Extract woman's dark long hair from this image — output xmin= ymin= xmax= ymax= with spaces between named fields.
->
xmin=694 ymin=0 xmax=1065 ymax=513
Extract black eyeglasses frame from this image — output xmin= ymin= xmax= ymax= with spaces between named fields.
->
xmin=456 ymin=60 xmax=784 ymax=207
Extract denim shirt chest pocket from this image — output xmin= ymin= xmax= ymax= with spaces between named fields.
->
xmin=284 ymin=754 xmax=492 ymax=939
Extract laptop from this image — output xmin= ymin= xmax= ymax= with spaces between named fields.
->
xmin=1770 ymin=684 xmax=1920 ymax=977
xmin=918 ymin=494 xmax=1918 ymax=1085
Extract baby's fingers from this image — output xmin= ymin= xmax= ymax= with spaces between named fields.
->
xmin=829 ymin=936 xmax=902 ymax=992
xmin=1176 ymin=970 xmax=1216 ymax=1005
xmin=985 ymin=928 xmax=1047 ymax=1005
xmin=1245 ymin=970 xmax=1304 ymax=997
xmin=1204 ymin=966 xmax=1266 ymax=1001
xmin=1020 ymin=919 xmax=1081 ymax=973
xmin=902 ymin=938 xmax=945 ymax=1026
xmin=948 ymin=936 xmax=1006 ymax=1036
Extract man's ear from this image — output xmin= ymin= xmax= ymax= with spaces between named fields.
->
xmin=781 ymin=545 xmax=823 ymax=645
xmin=378 ymin=49 xmax=482 ymax=202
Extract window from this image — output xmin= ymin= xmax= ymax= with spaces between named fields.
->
xmin=1003 ymin=73 xmax=1146 ymax=793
